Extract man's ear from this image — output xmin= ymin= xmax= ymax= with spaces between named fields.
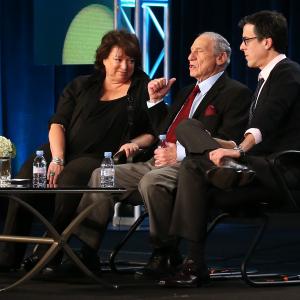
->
xmin=264 ymin=37 xmax=273 ymax=50
xmin=216 ymin=52 xmax=228 ymax=66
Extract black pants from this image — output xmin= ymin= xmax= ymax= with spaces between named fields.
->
xmin=0 ymin=144 xmax=101 ymax=266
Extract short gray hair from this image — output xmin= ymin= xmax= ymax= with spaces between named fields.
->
xmin=199 ymin=32 xmax=231 ymax=68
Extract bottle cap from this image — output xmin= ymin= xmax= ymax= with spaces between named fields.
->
xmin=158 ymin=134 xmax=166 ymax=140
xmin=104 ymin=152 xmax=112 ymax=158
xmin=36 ymin=150 xmax=44 ymax=156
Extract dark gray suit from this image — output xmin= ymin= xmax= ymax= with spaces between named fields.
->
xmin=74 ymin=73 xmax=252 ymax=250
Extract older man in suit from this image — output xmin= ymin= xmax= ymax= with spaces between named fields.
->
xmin=160 ymin=10 xmax=300 ymax=288
xmin=65 ymin=32 xmax=252 ymax=276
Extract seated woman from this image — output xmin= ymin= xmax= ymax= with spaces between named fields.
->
xmin=0 ymin=29 xmax=155 ymax=272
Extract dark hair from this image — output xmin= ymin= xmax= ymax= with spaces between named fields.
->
xmin=238 ymin=10 xmax=288 ymax=53
xmin=94 ymin=30 xmax=142 ymax=74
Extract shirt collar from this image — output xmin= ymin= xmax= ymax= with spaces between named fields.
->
xmin=196 ymin=71 xmax=224 ymax=95
xmin=259 ymin=54 xmax=286 ymax=81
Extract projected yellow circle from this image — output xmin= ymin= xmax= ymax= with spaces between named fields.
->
xmin=62 ymin=4 xmax=114 ymax=64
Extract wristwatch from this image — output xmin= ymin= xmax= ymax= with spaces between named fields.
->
xmin=233 ymin=145 xmax=245 ymax=157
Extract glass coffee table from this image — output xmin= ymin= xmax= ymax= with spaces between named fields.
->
xmin=0 ymin=181 xmax=126 ymax=292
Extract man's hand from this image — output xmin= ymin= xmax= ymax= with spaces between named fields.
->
xmin=154 ymin=143 xmax=177 ymax=167
xmin=209 ymin=134 xmax=254 ymax=165
xmin=117 ymin=142 xmax=139 ymax=158
xmin=148 ymin=77 xmax=176 ymax=102
xmin=209 ymin=148 xmax=241 ymax=166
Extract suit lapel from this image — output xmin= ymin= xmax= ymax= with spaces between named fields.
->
xmin=192 ymin=73 xmax=226 ymax=119
xmin=254 ymin=58 xmax=288 ymax=110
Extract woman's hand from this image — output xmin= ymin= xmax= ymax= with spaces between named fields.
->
xmin=209 ymin=148 xmax=241 ymax=166
xmin=117 ymin=142 xmax=139 ymax=158
xmin=47 ymin=162 xmax=64 ymax=185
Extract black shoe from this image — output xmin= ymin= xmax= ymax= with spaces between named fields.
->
xmin=135 ymin=248 xmax=182 ymax=280
xmin=22 ymin=251 xmax=63 ymax=272
xmin=42 ymin=248 xmax=102 ymax=276
xmin=206 ymin=158 xmax=255 ymax=190
xmin=158 ymin=259 xmax=210 ymax=288
xmin=22 ymin=254 xmax=40 ymax=271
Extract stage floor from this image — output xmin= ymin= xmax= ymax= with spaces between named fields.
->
xmin=1 ymin=214 xmax=300 ymax=299
xmin=1 ymin=272 xmax=300 ymax=300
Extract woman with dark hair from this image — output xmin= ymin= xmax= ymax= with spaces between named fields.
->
xmin=0 ymin=30 xmax=155 ymax=272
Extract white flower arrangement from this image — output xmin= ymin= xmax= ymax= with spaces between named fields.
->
xmin=0 ymin=136 xmax=16 ymax=158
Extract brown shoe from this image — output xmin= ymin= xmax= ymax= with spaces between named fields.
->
xmin=135 ymin=248 xmax=182 ymax=280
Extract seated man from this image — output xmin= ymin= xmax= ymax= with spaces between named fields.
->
xmin=159 ymin=10 xmax=300 ymax=288
xmin=71 ymin=31 xmax=252 ymax=275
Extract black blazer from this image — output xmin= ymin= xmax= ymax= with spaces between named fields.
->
xmin=250 ymin=58 xmax=300 ymax=155
xmin=150 ymin=73 xmax=252 ymax=144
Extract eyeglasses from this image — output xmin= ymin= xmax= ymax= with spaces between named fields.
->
xmin=242 ymin=36 xmax=257 ymax=46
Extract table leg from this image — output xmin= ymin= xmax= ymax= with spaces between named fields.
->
xmin=0 ymin=195 xmax=61 ymax=292
xmin=60 ymin=201 xmax=119 ymax=289
xmin=0 ymin=195 xmax=119 ymax=291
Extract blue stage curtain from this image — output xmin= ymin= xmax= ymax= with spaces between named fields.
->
xmin=0 ymin=0 xmax=92 ymax=175
xmin=171 ymin=0 xmax=300 ymax=90
xmin=0 ymin=0 xmax=54 ymax=174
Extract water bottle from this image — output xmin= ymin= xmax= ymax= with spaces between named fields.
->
xmin=100 ymin=152 xmax=115 ymax=188
xmin=32 ymin=150 xmax=47 ymax=188
xmin=158 ymin=134 xmax=167 ymax=148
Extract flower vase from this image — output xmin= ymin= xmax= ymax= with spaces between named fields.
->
xmin=0 ymin=157 xmax=11 ymax=187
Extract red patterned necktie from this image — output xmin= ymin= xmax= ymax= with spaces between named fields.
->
xmin=166 ymin=85 xmax=200 ymax=143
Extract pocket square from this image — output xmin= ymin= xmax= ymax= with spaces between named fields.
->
xmin=204 ymin=104 xmax=217 ymax=116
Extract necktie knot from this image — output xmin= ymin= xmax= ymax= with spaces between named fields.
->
xmin=190 ymin=84 xmax=200 ymax=97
